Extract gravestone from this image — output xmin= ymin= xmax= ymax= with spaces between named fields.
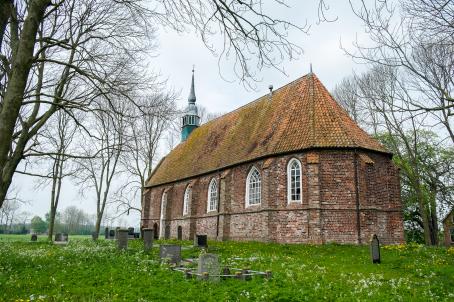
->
xmin=370 ymin=234 xmax=381 ymax=264
xmin=117 ymin=229 xmax=129 ymax=250
xmin=222 ymin=267 xmax=231 ymax=280
xmin=143 ymin=228 xmax=153 ymax=252
xmin=104 ymin=227 xmax=109 ymax=239
xmin=242 ymin=268 xmax=252 ymax=281
xmin=115 ymin=227 xmax=120 ymax=239
xmin=128 ymin=227 xmax=135 ymax=239
xmin=92 ymin=232 xmax=98 ymax=240
xmin=177 ymin=226 xmax=182 ymax=240
xmin=134 ymin=232 xmax=140 ymax=239
xmin=194 ymin=234 xmax=208 ymax=248
xmin=164 ymin=225 xmax=171 ymax=239
xmin=109 ymin=229 xmax=115 ymax=239
xmin=159 ymin=244 xmax=181 ymax=265
xmin=54 ymin=233 xmax=69 ymax=245
xmin=197 ymin=253 xmax=220 ymax=282
xmin=55 ymin=233 xmax=62 ymax=241
xmin=30 ymin=234 xmax=37 ymax=242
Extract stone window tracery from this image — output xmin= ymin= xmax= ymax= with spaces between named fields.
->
xmin=183 ymin=186 xmax=191 ymax=215
xmin=287 ymin=158 xmax=302 ymax=203
xmin=207 ymin=179 xmax=218 ymax=212
xmin=246 ymin=167 xmax=261 ymax=206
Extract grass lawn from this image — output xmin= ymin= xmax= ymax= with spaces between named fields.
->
xmin=0 ymin=235 xmax=453 ymax=301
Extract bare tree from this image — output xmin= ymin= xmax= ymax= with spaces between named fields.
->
xmin=340 ymin=64 xmax=451 ymax=245
xmin=346 ymin=0 xmax=454 ymax=144
xmin=114 ymin=93 xmax=178 ymax=217
xmin=0 ymin=0 xmax=156 ymax=208
xmin=73 ymin=100 xmax=127 ymax=236
xmin=26 ymin=111 xmax=80 ymax=240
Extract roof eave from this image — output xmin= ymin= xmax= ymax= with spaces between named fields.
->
xmin=146 ymin=146 xmax=392 ymax=189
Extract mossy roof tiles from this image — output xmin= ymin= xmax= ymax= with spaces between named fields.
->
xmin=147 ymin=73 xmax=389 ymax=187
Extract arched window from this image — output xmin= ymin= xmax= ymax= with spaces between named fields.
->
xmin=246 ymin=167 xmax=261 ymax=206
xmin=183 ymin=186 xmax=191 ymax=215
xmin=287 ymin=158 xmax=302 ymax=203
xmin=207 ymin=179 xmax=218 ymax=212
xmin=159 ymin=192 xmax=167 ymax=239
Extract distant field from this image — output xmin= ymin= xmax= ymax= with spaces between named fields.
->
xmin=0 ymin=234 xmax=92 ymax=242
xmin=0 ymin=235 xmax=453 ymax=301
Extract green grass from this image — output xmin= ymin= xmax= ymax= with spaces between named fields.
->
xmin=0 ymin=235 xmax=453 ymax=301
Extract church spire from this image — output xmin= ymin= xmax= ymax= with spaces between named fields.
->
xmin=188 ymin=66 xmax=196 ymax=104
xmin=181 ymin=66 xmax=200 ymax=142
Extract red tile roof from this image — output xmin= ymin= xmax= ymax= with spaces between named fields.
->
xmin=147 ymin=73 xmax=389 ymax=187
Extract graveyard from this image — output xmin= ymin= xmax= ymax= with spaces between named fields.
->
xmin=0 ymin=235 xmax=453 ymax=301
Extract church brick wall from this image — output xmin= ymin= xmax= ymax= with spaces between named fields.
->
xmin=142 ymin=149 xmax=404 ymax=245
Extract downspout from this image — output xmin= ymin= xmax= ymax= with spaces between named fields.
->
xmin=354 ymin=151 xmax=362 ymax=244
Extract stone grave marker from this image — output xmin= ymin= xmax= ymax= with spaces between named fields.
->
xmin=159 ymin=244 xmax=181 ymax=265
xmin=194 ymin=234 xmax=208 ymax=248
xmin=134 ymin=232 xmax=140 ymax=239
xmin=54 ymin=233 xmax=69 ymax=245
xmin=92 ymin=232 xmax=98 ymax=241
xmin=30 ymin=234 xmax=38 ymax=242
xmin=370 ymin=234 xmax=381 ymax=264
xmin=143 ymin=228 xmax=153 ymax=252
xmin=109 ymin=229 xmax=115 ymax=239
xmin=104 ymin=227 xmax=109 ymax=239
xmin=197 ymin=253 xmax=220 ymax=282
xmin=128 ymin=227 xmax=135 ymax=239
xmin=117 ymin=229 xmax=129 ymax=250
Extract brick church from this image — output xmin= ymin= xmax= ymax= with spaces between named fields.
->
xmin=141 ymin=70 xmax=404 ymax=244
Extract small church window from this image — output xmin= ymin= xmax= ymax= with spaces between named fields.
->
xmin=207 ymin=179 xmax=218 ymax=212
xmin=183 ymin=186 xmax=191 ymax=215
xmin=287 ymin=159 xmax=302 ymax=203
xmin=159 ymin=192 xmax=167 ymax=239
xmin=246 ymin=167 xmax=261 ymax=206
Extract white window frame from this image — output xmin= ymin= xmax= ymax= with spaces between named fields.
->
xmin=207 ymin=179 xmax=218 ymax=212
xmin=159 ymin=192 xmax=167 ymax=239
xmin=245 ymin=166 xmax=261 ymax=207
xmin=287 ymin=158 xmax=302 ymax=203
xmin=183 ymin=186 xmax=191 ymax=216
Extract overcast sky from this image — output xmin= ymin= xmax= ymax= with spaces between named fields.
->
xmin=14 ymin=1 xmax=373 ymax=228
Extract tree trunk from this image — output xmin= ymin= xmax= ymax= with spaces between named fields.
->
xmin=0 ymin=0 xmax=50 ymax=208
xmin=0 ymin=0 xmax=13 ymax=49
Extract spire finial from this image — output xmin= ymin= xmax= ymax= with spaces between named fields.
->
xmin=188 ymin=66 xmax=196 ymax=103
xmin=310 ymin=63 xmax=313 ymax=74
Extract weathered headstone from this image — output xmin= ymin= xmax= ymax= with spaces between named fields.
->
xmin=242 ymin=268 xmax=252 ymax=281
xmin=164 ymin=225 xmax=171 ymax=239
xmin=92 ymin=232 xmax=98 ymax=241
xmin=128 ymin=227 xmax=135 ymax=239
xmin=159 ymin=244 xmax=181 ymax=265
xmin=115 ymin=227 xmax=120 ymax=239
xmin=177 ymin=226 xmax=182 ymax=240
xmin=197 ymin=253 xmax=220 ymax=282
xmin=194 ymin=234 xmax=208 ymax=248
xmin=104 ymin=227 xmax=109 ymax=239
xmin=370 ymin=234 xmax=381 ymax=264
xmin=54 ymin=233 xmax=69 ymax=245
xmin=109 ymin=229 xmax=115 ymax=239
xmin=30 ymin=234 xmax=37 ymax=242
xmin=222 ymin=267 xmax=231 ymax=280
xmin=55 ymin=233 xmax=62 ymax=242
xmin=134 ymin=232 xmax=140 ymax=239
xmin=117 ymin=229 xmax=129 ymax=250
xmin=143 ymin=228 xmax=153 ymax=252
